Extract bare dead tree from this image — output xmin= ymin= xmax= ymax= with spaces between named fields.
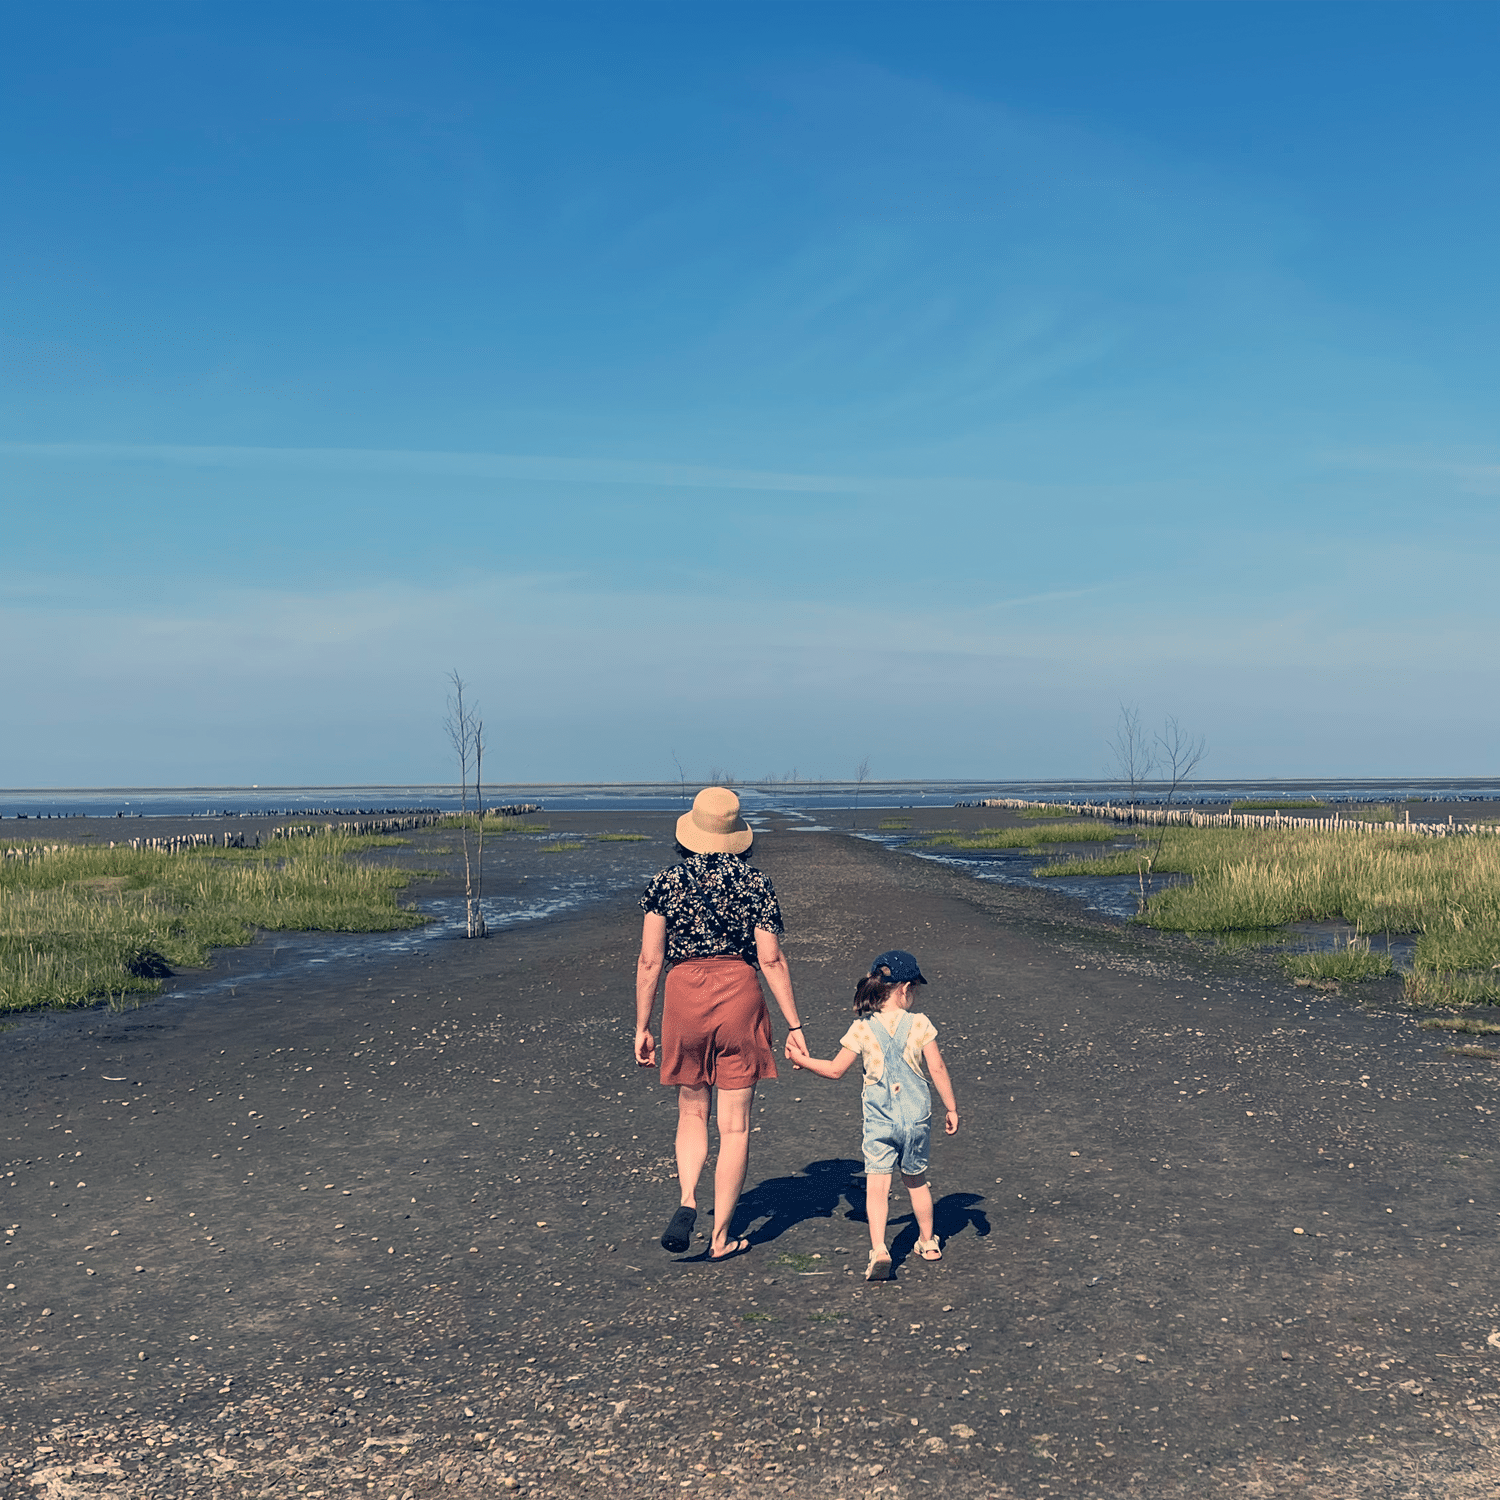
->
xmin=473 ymin=710 xmax=487 ymax=928
xmin=445 ymin=670 xmax=487 ymax=938
xmin=1135 ymin=715 xmax=1208 ymax=898
xmin=474 ymin=715 xmax=486 ymax=820
xmin=1108 ymin=703 xmax=1156 ymax=818
xmin=1156 ymin=716 xmax=1208 ymax=810
xmin=672 ymin=750 xmax=688 ymax=809
xmin=852 ymin=754 xmax=871 ymax=830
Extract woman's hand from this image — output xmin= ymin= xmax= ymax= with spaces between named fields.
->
xmin=784 ymin=1029 xmax=810 ymax=1062
xmin=635 ymin=1028 xmax=656 ymax=1067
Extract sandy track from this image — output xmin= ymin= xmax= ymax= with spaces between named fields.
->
xmin=3 ymin=816 xmax=1500 ymax=1499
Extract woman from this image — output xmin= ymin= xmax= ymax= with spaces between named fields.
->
xmin=635 ymin=786 xmax=808 ymax=1260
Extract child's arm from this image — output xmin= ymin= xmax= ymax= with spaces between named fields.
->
xmin=923 ymin=1040 xmax=960 ymax=1134
xmin=792 ymin=1045 xmax=860 ymax=1080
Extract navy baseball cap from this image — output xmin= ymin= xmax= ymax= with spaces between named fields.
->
xmin=870 ymin=950 xmax=927 ymax=985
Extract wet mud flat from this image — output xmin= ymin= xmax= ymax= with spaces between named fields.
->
xmin=2 ymin=821 xmax=1500 ymax=1498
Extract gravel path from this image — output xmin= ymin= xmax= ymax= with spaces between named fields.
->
xmin=3 ymin=814 xmax=1500 ymax=1499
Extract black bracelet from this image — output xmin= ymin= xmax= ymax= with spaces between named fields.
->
xmin=788 ymin=1025 xmax=804 ymax=1032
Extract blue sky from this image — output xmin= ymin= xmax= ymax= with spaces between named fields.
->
xmin=4 ymin=2 xmax=1498 ymax=786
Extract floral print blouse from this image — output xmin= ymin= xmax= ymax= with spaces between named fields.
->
xmin=639 ymin=852 xmax=785 ymax=966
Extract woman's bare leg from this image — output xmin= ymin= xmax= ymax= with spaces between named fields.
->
xmin=675 ymin=1084 xmax=711 ymax=1209
xmin=710 ymin=1085 xmax=755 ymax=1255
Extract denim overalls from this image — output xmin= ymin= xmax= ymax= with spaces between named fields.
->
xmin=861 ymin=1012 xmax=932 ymax=1177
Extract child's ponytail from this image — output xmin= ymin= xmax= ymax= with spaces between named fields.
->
xmin=854 ymin=973 xmax=897 ymax=1016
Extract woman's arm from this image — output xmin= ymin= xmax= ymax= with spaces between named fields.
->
xmin=792 ymin=1045 xmax=860 ymax=1080
xmin=635 ymin=912 xmax=667 ymax=1066
xmin=923 ymin=1040 xmax=960 ymax=1134
xmin=754 ymin=927 xmax=808 ymax=1060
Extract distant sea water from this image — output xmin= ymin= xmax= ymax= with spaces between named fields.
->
xmin=6 ymin=777 xmax=1500 ymax=820
xmin=6 ymin=780 xmax=1498 ymax=958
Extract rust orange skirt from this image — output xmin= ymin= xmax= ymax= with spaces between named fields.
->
xmin=661 ymin=956 xmax=777 ymax=1090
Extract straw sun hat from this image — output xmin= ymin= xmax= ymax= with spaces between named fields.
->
xmin=676 ymin=786 xmax=753 ymax=855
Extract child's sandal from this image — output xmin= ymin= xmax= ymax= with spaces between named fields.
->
xmin=915 ymin=1236 xmax=943 ymax=1261
xmin=865 ymin=1249 xmax=895 ymax=1282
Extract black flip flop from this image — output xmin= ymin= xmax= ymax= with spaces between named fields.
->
xmin=660 ymin=1206 xmax=697 ymax=1253
xmin=707 ymin=1238 xmax=751 ymax=1263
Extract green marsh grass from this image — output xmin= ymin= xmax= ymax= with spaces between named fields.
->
xmin=1018 ymin=805 xmax=1087 ymax=819
xmin=1281 ymin=939 xmax=1393 ymax=985
xmin=878 ymin=819 xmax=912 ymax=830
xmin=1231 ymin=798 xmax=1325 ymax=811
xmin=1213 ymin=927 xmax=1287 ymax=953
xmin=0 ymin=833 xmax=424 ymax=1013
xmin=1039 ymin=824 xmax=1500 ymax=1004
xmin=541 ymin=841 xmax=586 ymax=853
xmin=440 ymin=813 xmax=548 ymax=833
xmin=923 ymin=822 xmax=1118 ymax=850
xmin=596 ymin=833 xmax=647 ymax=842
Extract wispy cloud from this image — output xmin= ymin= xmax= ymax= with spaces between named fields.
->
xmin=2 ymin=569 xmax=1496 ymax=783
xmin=1323 ymin=447 xmax=1500 ymax=495
xmin=0 ymin=440 xmax=866 ymax=495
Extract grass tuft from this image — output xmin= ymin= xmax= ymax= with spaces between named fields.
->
xmin=1420 ymin=1017 xmax=1500 ymax=1036
xmin=1213 ymin=928 xmax=1287 ymax=952
xmin=877 ymin=819 xmax=912 ymax=830
xmin=541 ymin=841 xmax=586 ymax=853
xmin=1403 ymin=970 xmax=1500 ymax=1008
xmin=776 ymin=1252 xmax=820 ymax=1272
xmin=596 ymin=833 xmax=647 ymax=842
xmin=1281 ymin=942 xmax=1393 ymax=985
xmin=439 ymin=813 xmax=548 ymax=833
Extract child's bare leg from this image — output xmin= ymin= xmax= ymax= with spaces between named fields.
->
xmin=865 ymin=1173 xmax=893 ymax=1253
xmin=675 ymin=1085 xmax=711 ymax=1209
xmin=710 ymin=1086 xmax=754 ymax=1255
xmin=903 ymin=1174 xmax=934 ymax=1240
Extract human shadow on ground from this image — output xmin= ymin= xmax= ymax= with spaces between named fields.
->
xmin=891 ymin=1192 xmax=991 ymax=1266
xmin=842 ymin=1189 xmax=991 ymax=1266
xmin=717 ymin=1158 xmax=865 ymax=1248
xmin=711 ymin=1162 xmax=991 ymax=1266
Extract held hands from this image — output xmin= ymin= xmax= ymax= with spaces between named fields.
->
xmin=634 ymin=1028 xmax=656 ymax=1067
xmin=784 ymin=1029 xmax=811 ymax=1064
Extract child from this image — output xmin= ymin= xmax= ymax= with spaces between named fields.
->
xmin=793 ymin=950 xmax=959 ymax=1280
